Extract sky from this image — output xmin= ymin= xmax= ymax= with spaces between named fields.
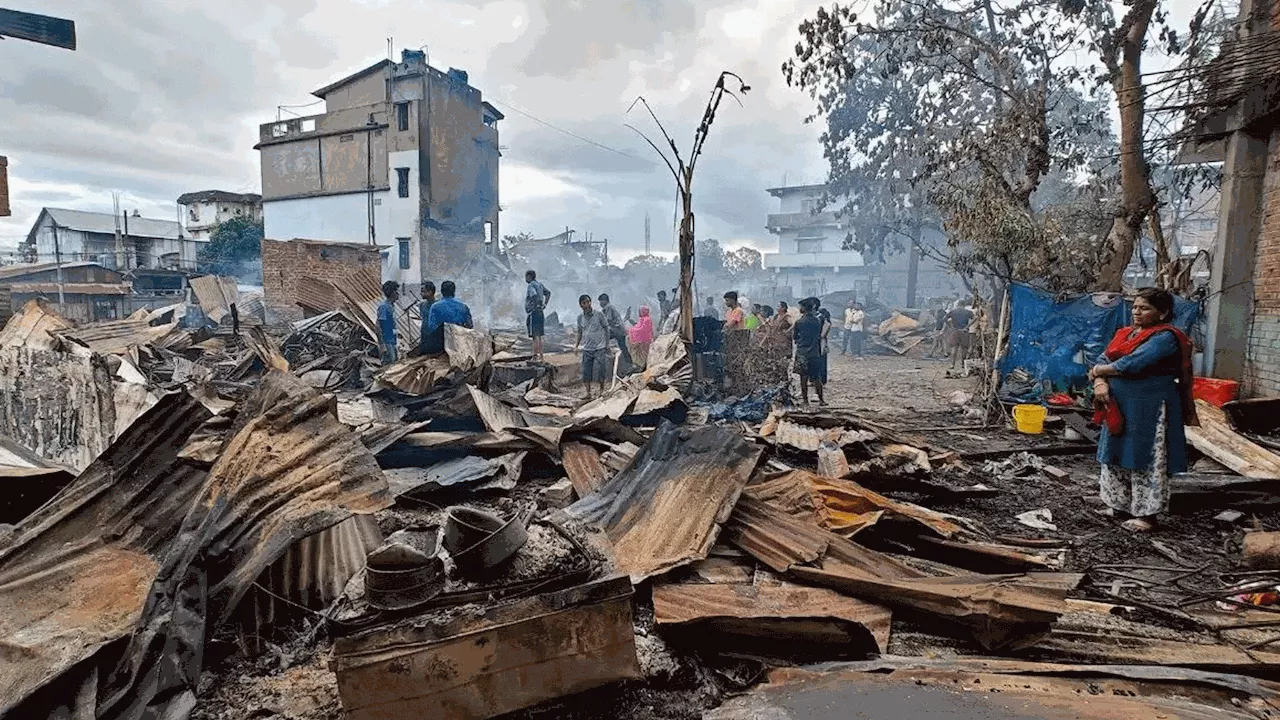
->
xmin=0 ymin=0 xmax=833 ymax=261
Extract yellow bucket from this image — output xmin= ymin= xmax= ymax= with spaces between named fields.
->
xmin=1012 ymin=404 xmax=1047 ymax=434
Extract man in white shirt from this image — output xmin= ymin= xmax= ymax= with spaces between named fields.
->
xmin=841 ymin=300 xmax=866 ymax=357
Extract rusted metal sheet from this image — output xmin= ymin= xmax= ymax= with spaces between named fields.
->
xmin=295 ymin=276 xmax=340 ymax=314
xmin=562 ymin=441 xmax=608 ymax=496
xmin=723 ymin=494 xmax=830 ymax=573
xmin=0 ymin=373 xmax=394 ymax=718
xmin=8 ymin=281 xmax=132 ymax=295
xmin=565 ymin=422 xmax=763 ymax=582
xmin=774 ymin=419 xmax=877 ymax=452
xmin=708 ymin=662 xmax=1279 ymax=720
xmin=759 ymin=470 xmax=963 ymax=539
xmin=56 ymin=317 xmax=181 ymax=355
xmin=0 ymin=393 xmax=212 ymax=718
xmin=653 ymin=581 xmax=892 ymax=654
xmin=0 ymin=298 xmax=71 ymax=350
xmin=374 ymin=325 xmax=492 ymax=395
xmin=725 ymin=489 xmax=1081 ymax=651
xmin=469 ymin=384 xmax=526 ymax=432
xmin=384 ymin=451 xmax=526 ymax=496
xmin=189 ymin=274 xmax=240 ymax=324
xmin=333 ymin=573 xmax=640 ymax=720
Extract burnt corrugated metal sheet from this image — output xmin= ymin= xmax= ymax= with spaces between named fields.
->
xmin=723 ymin=494 xmax=830 ymax=573
xmin=7 ymin=281 xmax=131 ymax=295
xmin=296 ymin=276 xmax=340 ymax=314
xmin=562 ymin=441 xmax=607 ymax=496
xmin=565 ymin=421 xmax=762 ymax=582
xmin=652 ymin=581 xmax=892 ymax=653
xmin=189 ymin=274 xmax=239 ymax=323
xmin=0 ymin=298 xmax=71 ymax=349
xmin=56 ymin=318 xmax=181 ymax=355
xmin=0 ymin=373 xmax=393 ymax=718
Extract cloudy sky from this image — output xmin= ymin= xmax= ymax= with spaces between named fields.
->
xmin=0 ymin=0 xmax=832 ymax=261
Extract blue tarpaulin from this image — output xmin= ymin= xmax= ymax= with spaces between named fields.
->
xmin=1000 ymin=283 xmax=1200 ymax=394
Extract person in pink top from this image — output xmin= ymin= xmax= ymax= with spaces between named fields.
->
xmin=628 ymin=305 xmax=655 ymax=369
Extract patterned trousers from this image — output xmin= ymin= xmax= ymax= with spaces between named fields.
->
xmin=1099 ymin=403 xmax=1170 ymax=518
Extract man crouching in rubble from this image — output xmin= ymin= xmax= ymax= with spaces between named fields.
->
xmin=793 ymin=297 xmax=827 ymax=406
xmin=377 ymin=281 xmax=400 ymax=363
xmin=574 ymin=294 xmax=611 ymax=399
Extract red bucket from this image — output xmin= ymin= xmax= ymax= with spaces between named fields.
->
xmin=1193 ymin=377 xmax=1239 ymax=408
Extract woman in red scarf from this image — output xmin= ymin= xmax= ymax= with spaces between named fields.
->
xmin=1088 ymin=288 xmax=1199 ymax=533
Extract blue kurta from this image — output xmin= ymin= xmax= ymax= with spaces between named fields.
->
xmin=1096 ymin=331 xmax=1188 ymax=474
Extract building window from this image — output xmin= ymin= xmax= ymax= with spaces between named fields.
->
xmin=796 ymin=238 xmax=824 ymax=253
xmin=301 ymin=118 xmax=316 ymax=132
xmin=398 ymin=238 xmax=411 ymax=270
xmin=396 ymin=102 xmax=410 ymax=131
xmin=396 ymin=167 xmax=410 ymax=198
xmin=801 ymin=198 xmax=819 ymax=214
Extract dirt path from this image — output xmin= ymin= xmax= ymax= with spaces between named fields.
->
xmin=818 ymin=350 xmax=980 ymax=414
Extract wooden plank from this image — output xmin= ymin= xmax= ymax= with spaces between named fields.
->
xmin=1187 ymin=400 xmax=1280 ymax=479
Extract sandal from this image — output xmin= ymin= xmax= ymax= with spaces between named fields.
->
xmin=1121 ymin=518 xmax=1155 ymax=533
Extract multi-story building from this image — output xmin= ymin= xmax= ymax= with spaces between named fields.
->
xmin=762 ymin=184 xmax=961 ymax=307
xmin=1184 ymin=0 xmax=1280 ymax=396
xmin=24 ymin=207 xmax=198 ymax=271
xmin=255 ymin=49 xmax=502 ymax=297
xmin=177 ymin=190 xmax=263 ymax=240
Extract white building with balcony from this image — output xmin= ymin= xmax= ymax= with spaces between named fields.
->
xmin=763 ymin=184 xmax=870 ymax=299
xmin=763 ymin=183 xmax=964 ymax=307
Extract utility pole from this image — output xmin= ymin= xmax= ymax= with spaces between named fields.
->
xmin=626 ymin=72 xmax=750 ymax=343
xmin=52 ymin=222 xmax=65 ymax=306
xmin=112 ymin=192 xmax=124 ymax=269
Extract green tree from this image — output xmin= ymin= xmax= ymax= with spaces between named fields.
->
xmin=199 ymin=217 xmax=263 ymax=283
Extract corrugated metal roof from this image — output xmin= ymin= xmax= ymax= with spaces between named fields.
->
xmin=44 ymin=208 xmax=181 ymax=239
xmin=652 ymin=581 xmax=892 ymax=653
xmin=562 ymin=441 xmax=607 ymax=496
xmin=189 ymin=275 xmax=239 ymax=323
xmin=56 ymin=318 xmax=182 ymax=355
xmin=723 ymin=494 xmax=830 ymax=573
xmin=565 ymin=421 xmax=763 ymax=582
xmin=176 ymin=190 xmax=262 ymax=205
xmin=0 ymin=374 xmax=394 ymax=717
xmin=0 ymin=261 xmax=106 ymax=281
xmin=8 ymin=282 xmax=131 ymax=295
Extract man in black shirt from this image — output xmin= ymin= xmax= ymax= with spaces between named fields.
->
xmin=947 ymin=303 xmax=976 ymax=370
xmin=792 ymin=298 xmax=826 ymax=406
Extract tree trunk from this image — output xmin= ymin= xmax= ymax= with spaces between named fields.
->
xmin=1094 ymin=0 xmax=1159 ymax=292
xmin=678 ymin=182 xmax=696 ymax=344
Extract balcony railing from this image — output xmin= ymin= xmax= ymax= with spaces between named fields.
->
xmin=763 ymin=250 xmax=866 ymax=269
xmin=766 ymin=211 xmax=841 ymax=230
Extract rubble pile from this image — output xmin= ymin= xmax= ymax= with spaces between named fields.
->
xmin=5 ymin=297 xmax=1280 ymax=720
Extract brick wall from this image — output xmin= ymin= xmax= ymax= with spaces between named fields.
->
xmin=1244 ymin=126 xmax=1280 ymax=396
xmin=261 ymin=238 xmax=382 ymax=323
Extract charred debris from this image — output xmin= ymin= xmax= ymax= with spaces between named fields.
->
xmin=3 ymin=290 xmax=1280 ymax=720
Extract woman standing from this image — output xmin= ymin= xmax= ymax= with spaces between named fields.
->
xmin=1089 ymin=288 xmax=1199 ymax=532
xmin=628 ymin=305 xmax=654 ymax=370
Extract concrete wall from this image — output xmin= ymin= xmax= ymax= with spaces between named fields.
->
xmin=261 ymin=237 xmax=383 ymax=322
xmin=322 ymin=69 xmax=386 ymax=112
xmin=263 ymin=192 xmax=390 ymax=246
xmin=422 ymin=69 xmax=499 ymax=234
xmin=384 ymin=149 xmax=421 ymax=290
xmin=1244 ymin=127 xmax=1280 ymax=396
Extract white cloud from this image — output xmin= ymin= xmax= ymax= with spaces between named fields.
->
xmin=0 ymin=0 xmax=830 ymax=256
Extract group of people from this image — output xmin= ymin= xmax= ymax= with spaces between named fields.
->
xmin=376 ymin=279 xmax=474 ymax=363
